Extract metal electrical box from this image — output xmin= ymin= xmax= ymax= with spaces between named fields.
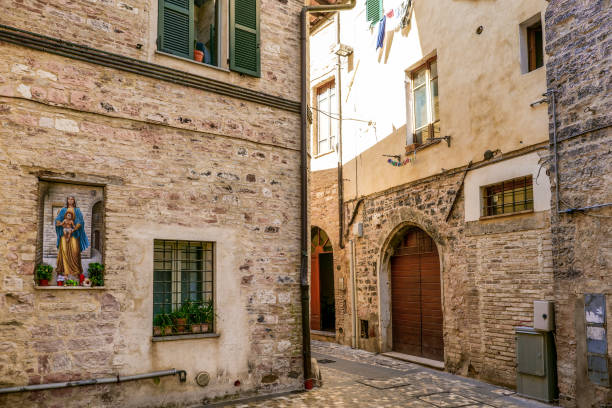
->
xmin=515 ymin=327 xmax=557 ymax=402
xmin=534 ymin=300 xmax=555 ymax=331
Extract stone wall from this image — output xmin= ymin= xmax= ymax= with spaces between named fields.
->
xmin=545 ymin=0 xmax=612 ymax=405
xmin=0 ymin=0 xmax=303 ymax=405
xmin=311 ymin=147 xmax=555 ymax=389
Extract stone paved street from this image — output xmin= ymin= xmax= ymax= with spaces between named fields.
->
xmin=225 ymin=341 xmax=558 ymax=408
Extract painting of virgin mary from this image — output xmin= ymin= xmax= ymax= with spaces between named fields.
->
xmin=55 ymin=196 xmax=90 ymax=277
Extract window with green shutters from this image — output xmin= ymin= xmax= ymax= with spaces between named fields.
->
xmin=230 ymin=0 xmax=260 ymax=77
xmin=366 ymin=0 xmax=383 ymax=25
xmin=157 ymin=0 xmax=261 ymax=77
xmin=158 ymin=0 xmax=194 ymax=60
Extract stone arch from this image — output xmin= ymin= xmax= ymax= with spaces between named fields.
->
xmin=375 ymin=208 xmax=446 ymax=358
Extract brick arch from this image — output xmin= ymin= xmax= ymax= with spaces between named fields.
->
xmin=375 ymin=208 xmax=447 ymax=356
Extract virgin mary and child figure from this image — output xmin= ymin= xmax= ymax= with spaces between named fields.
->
xmin=55 ymin=196 xmax=89 ymax=279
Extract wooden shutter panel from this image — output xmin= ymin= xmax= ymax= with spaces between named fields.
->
xmin=158 ymin=0 xmax=194 ymax=59
xmin=366 ymin=0 xmax=383 ymax=24
xmin=230 ymin=0 xmax=261 ymax=77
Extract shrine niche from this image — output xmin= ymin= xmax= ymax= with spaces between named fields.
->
xmin=37 ymin=181 xmax=104 ymax=286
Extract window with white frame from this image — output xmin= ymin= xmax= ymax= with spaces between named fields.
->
xmin=408 ymin=57 xmax=439 ymax=145
xmin=315 ymin=80 xmax=338 ymax=155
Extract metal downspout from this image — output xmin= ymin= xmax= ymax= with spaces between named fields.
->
xmin=337 ymin=13 xmax=345 ymax=250
xmin=0 ymin=369 xmax=187 ymax=394
xmin=300 ymin=0 xmax=356 ymax=385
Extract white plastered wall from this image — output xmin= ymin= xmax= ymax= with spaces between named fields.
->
xmin=464 ymin=151 xmax=551 ymax=222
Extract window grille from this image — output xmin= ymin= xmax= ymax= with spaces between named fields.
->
xmin=153 ymin=240 xmax=214 ymax=336
xmin=481 ymin=176 xmax=534 ymax=217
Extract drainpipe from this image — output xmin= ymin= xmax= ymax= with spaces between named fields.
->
xmin=0 ymin=369 xmax=186 ymax=394
xmin=300 ymin=0 xmax=356 ymax=384
xmin=336 ymin=13 xmax=345 ymax=250
xmin=349 ymin=239 xmax=358 ymax=348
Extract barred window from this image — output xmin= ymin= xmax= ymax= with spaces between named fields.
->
xmin=481 ymin=176 xmax=534 ymax=217
xmin=153 ymin=240 xmax=214 ymax=337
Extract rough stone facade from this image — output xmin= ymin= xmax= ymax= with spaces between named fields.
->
xmin=311 ymin=149 xmax=555 ymax=389
xmin=0 ymin=0 xmax=305 ymax=406
xmin=545 ymin=0 xmax=612 ymax=406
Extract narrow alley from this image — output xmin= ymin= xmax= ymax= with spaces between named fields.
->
xmin=224 ymin=341 xmax=557 ymax=408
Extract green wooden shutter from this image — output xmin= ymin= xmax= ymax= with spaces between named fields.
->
xmin=366 ymin=0 xmax=383 ymax=25
xmin=158 ymin=0 xmax=194 ymax=59
xmin=230 ymin=0 xmax=260 ymax=77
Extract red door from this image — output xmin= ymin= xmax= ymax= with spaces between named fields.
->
xmin=391 ymin=228 xmax=443 ymax=361
xmin=311 ymin=227 xmax=332 ymax=331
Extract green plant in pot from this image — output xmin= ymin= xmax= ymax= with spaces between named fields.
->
xmin=35 ymin=264 xmax=53 ymax=286
xmin=65 ymin=279 xmax=79 ymax=286
xmin=88 ymin=263 xmax=104 ymax=287
xmin=173 ymin=303 xmax=191 ymax=333
xmin=153 ymin=313 xmax=173 ymax=336
xmin=199 ymin=300 xmax=215 ymax=333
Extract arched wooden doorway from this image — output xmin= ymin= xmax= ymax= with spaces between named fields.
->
xmin=311 ymin=226 xmax=335 ymax=332
xmin=391 ymin=227 xmax=443 ymax=361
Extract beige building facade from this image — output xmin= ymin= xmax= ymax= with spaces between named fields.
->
xmin=309 ymin=0 xmax=559 ymax=396
xmin=0 ymin=0 xmax=306 ymax=406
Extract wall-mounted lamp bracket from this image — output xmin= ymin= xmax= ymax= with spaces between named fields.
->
xmin=426 ymin=135 xmax=451 ymax=147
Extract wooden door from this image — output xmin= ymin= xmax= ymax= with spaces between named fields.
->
xmin=391 ymin=228 xmax=443 ymax=361
xmin=311 ymin=227 xmax=333 ymax=331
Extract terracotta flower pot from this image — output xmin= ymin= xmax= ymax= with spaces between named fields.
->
xmin=39 ymin=279 xmax=49 ymax=286
xmin=175 ymin=318 xmax=187 ymax=333
xmin=57 ymin=281 xmax=64 ymax=286
xmin=201 ymin=323 xmax=210 ymax=333
xmin=191 ymin=324 xmax=202 ymax=333
xmin=153 ymin=326 xmax=163 ymax=336
xmin=194 ymin=50 xmax=204 ymax=62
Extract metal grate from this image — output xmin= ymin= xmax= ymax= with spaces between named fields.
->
xmin=153 ymin=240 xmax=214 ymax=336
xmin=482 ymin=176 xmax=534 ymax=217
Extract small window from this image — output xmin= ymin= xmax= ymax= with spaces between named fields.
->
xmin=481 ymin=176 xmax=534 ymax=217
xmin=520 ymin=15 xmax=544 ymax=73
xmin=314 ymin=81 xmax=337 ymax=155
xmin=408 ymin=57 xmax=439 ymax=145
xmin=153 ymin=240 xmax=215 ymax=337
xmin=157 ymin=0 xmax=260 ymax=77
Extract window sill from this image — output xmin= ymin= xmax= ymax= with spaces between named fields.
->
xmin=314 ymin=150 xmax=335 ymax=159
xmin=405 ymin=138 xmax=441 ymax=154
xmin=35 ymin=286 xmax=107 ymax=290
xmin=155 ymin=51 xmax=230 ymax=73
xmin=152 ymin=333 xmax=220 ymax=342
xmin=479 ymin=209 xmax=534 ymax=221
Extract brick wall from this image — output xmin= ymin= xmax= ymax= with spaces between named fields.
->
xmin=545 ymin=0 xmax=612 ymax=405
xmin=0 ymin=0 xmax=303 ymax=405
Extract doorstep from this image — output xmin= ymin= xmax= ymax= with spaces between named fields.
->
xmin=382 ymin=352 xmax=445 ymax=369
xmin=310 ymin=330 xmax=336 ymax=343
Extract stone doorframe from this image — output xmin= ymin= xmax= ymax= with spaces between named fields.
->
xmin=375 ymin=208 xmax=447 ymax=358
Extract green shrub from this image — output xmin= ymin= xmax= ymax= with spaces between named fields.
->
xmin=88 ymin=263 xmax=105 ymax=287
xmin=35 ymin=264 xmax=53 ymax=281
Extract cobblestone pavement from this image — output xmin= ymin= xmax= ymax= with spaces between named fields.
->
xmin=225 ymin=341 xmax=558 ymax=408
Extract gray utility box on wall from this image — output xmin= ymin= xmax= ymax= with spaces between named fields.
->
xmin=515 ymin=327 xmax=557 ymax=402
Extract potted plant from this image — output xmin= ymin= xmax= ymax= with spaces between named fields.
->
xmin=153 ymin=313 xmax=173 ymax=336
xmin=188 ymin=302 xmax=203 ymax=333
xmin=35 ymin=264 xmax=53 ymax=286
xmin=173 ymin=303 xmax=190 ymax=333
xmin=88 ymin=263 xmax=104 ymax=287
xmin=65 ymin=278 xmax=79 ymax=286
xmin=56 ymin=274 xmax=65 ymax=286
xmin=201 ymin=300 xmax=214 ymax=333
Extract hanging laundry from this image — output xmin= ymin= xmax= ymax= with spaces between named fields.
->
xmin=376 ymin=15 xmax=386 ymax=50
xmin=399 ymin=0 xmax=413 ymax=29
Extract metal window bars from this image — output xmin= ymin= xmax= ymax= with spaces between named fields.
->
xmin=153 ymin=240 xmax=214 ymax=336
xmin=482 ymin=176 xmax=534 ymax=217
